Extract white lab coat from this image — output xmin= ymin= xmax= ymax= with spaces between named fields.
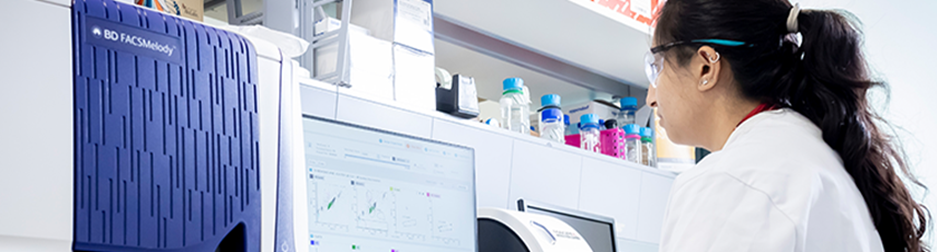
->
xmin=659 ymin=108 xmax=884 ymax=252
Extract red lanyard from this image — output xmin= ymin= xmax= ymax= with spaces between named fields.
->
xmin=737 ymin=103 xmax=776 ymax=127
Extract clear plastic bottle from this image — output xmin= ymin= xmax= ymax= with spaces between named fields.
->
xmin=540 ymin=108 xmax=565 ymax=144
xmin=623 ymin=124 xmax=643 ymax=163
xmin=640 ymin=127 xmax=655 ymax=167
xmin=617 ymin=97 xmax=638 ymax=127
xmin=580 ymin=114 xmax=601 ymax=153
xmin=500 ymin=77 xmax=530 ymax=134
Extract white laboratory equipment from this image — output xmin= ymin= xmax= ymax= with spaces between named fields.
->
xmin=477 ymin=208 xmax=594 ymax=252
xmin=518 ymin=199 xmax=619 ymax=252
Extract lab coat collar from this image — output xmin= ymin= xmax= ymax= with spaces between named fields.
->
xmin=674 ymin=108 xmax=797 ymax=183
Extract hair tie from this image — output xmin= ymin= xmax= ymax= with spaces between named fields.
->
xmin=787 ymin=3 xmax=801 ymax=33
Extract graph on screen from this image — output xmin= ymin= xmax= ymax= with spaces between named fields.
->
xmin=302 ymin=117 xmax=475 ymax=252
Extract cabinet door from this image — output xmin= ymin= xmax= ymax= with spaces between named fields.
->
xmin=431 ymin=119 xmax=514 ymax=209
xmin=578 ymin=158 xmax=643 ymax=240
xmin=299 ymin=83 xmax=337 ymax=119
xmin=508 ymin=140 xmax=583 ymax=210
xmin=335 ymin=93 xmax=433 ymax=139
xmin=635 ymin=172 xmax=674 ymax=243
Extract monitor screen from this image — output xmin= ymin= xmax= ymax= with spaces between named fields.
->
xmin=302 ymin=116 xmax=477 ymax=252
xmin=523 ymin=204 xmax=615 ymax=252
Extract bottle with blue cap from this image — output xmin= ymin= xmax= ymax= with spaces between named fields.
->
xmin=539 ymin=94 xmax=562 ymax=111
xmin=623 ymin=124 xmax=643 ymax=163
xmin=640 ymin=127 xmax=656 ymax=167
xmin=579 ymin=114 xmax=602 ymax=153
xmin=564 ymin=114 xmax=577 ymax=135
xmin=617 ymin=97 xmax=639 ymax=127
xmin=539 ymin=94 xmax=564 ymax=128
xmin=501 ymin=77 xmax=530 ymax=134
xmin=539 ymin=107 xmax=565 ymax=143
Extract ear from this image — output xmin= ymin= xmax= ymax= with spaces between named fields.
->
xmin=694 ymin=46 xmax=722 ymax=92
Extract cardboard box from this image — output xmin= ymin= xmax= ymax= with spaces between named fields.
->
xmin=351 ymin=0 xmax=435 ymax=54
xmin=142 ymin=0 xmax=203 ymax=21
xmin=393 ymin=43 xmax=436 ymax=110
xmin=564 ymin=100 xmax=620 ymax=126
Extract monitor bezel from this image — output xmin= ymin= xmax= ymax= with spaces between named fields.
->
xmin=297 ymin=113 xmax=479 ymax=252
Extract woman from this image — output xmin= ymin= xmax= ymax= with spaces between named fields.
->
xmin=646 ymin=0 xmax=929 ymax=251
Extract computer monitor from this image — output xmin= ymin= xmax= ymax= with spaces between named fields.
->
xmin=517 ymin=199 xmax=617 ymax=252
xmin=300 ymin=115 xmax=477 ymax=252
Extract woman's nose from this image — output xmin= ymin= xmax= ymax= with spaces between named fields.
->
xmin=646 ymin=84 xmax=659 ymax=108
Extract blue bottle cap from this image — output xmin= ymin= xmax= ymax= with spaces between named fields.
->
xmin=580 ymin=114 xmax=599 ymax=125
xmin=624 ymin=124 xmax=641 ymax=135
xmin=541 ymin=94 xmax=561 ymax=107
xmin=599 ymin=119 xmax=605 ymax=126
xmin=541 ymin=108 xmax=562 ymax=122
xmin=620 ymin=97 xmax=638 ymax=110
xmin=640 ymin=127 xmax=653 ymax=138
xmin=564 ymin=114 xmax=570 ymax=125
xmin=503 ymin=77 xmax=524 ymax=91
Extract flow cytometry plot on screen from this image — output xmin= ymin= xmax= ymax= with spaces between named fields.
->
xmin=394 ymin=190 xmax=433 ymax=239
xmin=311 ymin=182 xmax=356 ymax=230
xmin=355 ymin=187 xmax=396 ymax=233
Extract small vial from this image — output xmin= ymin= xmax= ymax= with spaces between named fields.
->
xmin=640 ymin=127 xmax=655 ymax=167
xmin=623 ymin=124 xmax=642 ymax=163
xmin=579 ymin=114 xmax=601 ymax=153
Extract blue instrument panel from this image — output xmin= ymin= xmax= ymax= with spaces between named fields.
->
xmin=72 ymin=0 xmax=261 ymax=250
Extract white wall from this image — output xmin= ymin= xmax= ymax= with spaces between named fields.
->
xmin=797 ymin=0 xmax=937 ymax=245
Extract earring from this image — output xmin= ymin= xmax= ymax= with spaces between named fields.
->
xmin=709 ymin=52 xmax=721 ymax=63
xmin=702 ymin=79 xmax=709 ymax=85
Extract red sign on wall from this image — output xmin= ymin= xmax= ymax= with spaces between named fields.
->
xmin=591 ymin=0 xmax=664 ymax=26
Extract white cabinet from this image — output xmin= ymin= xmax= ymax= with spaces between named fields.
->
xmin=635 ymin=172 xmax=674 ymax=243
xmin=431 ymin=119 xmax=514 ymax=209
xmin=579 ymin=157 xmax=643 ymax=240
xmin=334 ymin=92 xmax=434 ymax=139
xmin=508 ymin=140 xmax=583 ymax=210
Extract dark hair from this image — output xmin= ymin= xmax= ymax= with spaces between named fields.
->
xmin=654 ymin=0 xmax=929 ymax=251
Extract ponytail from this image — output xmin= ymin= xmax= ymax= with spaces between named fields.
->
xmin=655 ymin=1 xmax=929 ymax=251
xmin=793 ymin=10 xmax=929 ymax=252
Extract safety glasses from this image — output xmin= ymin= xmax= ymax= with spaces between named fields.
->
xmin=645 ymin=39 xmax=751 ymax=88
